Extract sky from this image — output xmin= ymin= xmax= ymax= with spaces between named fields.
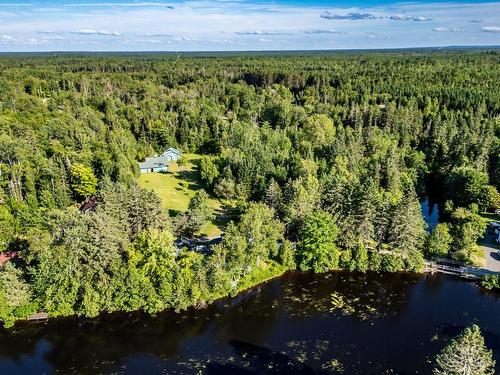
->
xmin=0 ymin=0 xmax=499 ymax=51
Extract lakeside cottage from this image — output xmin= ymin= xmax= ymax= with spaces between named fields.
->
xmin=139 ymin=147 xmax=181 ymax=174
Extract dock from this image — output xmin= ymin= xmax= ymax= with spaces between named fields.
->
xmin=425 ymin=258 xmax=499 ymax=280
xmin=27 ymin=312 xmax=49 ymax=322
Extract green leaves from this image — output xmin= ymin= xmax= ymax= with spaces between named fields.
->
xmin=434 ymin=325 xmax=495 ymax=375
xmin=426 ymin=223 xmax=453 ymax=259
xmin=298 ymin=210 xmax=339 ymax=273
xmin=0 ymin=263 xmax=33 ymax=327
xmin=70 ymin=163 xmax=97 ymax=200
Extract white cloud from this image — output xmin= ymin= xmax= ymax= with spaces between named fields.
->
xmin=0 ymin=34 xmax=48 ymax=45
xmin=321 ymin=11 xmax=379 ymax=20
xmin=389 ymin=14 xmax=412 ymax=21
xmin=432 ymin=27 xmax=462 ymax=32
xmin=390 ymin=14 xmax=432 ymax=21
xmin=235 ymin=30 xmax=292 ymax=35
xmin=413 ymin=15 xmax=432 ymax=21
xmin=304 ymin=29 xmax=344 ymax=34
xmin=138 ymin=32 xmax=173 ymax=37
xmin=481 ymin=26 xmax=500 ymax=32
xmin=71 ymin=29 xmax=121 ymax=36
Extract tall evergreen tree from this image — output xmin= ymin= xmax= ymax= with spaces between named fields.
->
xmin=434 ymin=325 xmax=495 ymax=375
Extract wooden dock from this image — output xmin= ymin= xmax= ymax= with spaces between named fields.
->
xmin=27 ymin=312 xmax=48 ymax=322
xmin=425 ymin=258 xmax=499 ymax=281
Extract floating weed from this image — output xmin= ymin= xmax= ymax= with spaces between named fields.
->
xmin=312 ymin=339 xmax=330 ymax=360
xmin=329 ymin=291 xmax=382 ymax=319
xmin=330 ymin=292 xmax=345 ymax=309
xmin=295 ymin=352 xmax=307 ymax=363
xmin=286 ymin=340 xmax=306 ymax=349
xmin=322 ymin=359 xmax=344 ymax=373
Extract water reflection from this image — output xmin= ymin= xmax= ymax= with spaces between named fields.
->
xmin=0 ymin=339 xmax=53 ymax=375
xmin=0 ymin=272 xmax=499 ymax=374
xmin=421 ymin=198 xmax=440 ymax=232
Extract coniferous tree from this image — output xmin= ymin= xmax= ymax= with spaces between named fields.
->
xmin=434 ymin=325 xmax=495 ymax=375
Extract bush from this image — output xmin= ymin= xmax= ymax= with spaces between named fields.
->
xmin=369 ymin=251 xmax=383 ymax=271
xmin=481 ymin=275 xmax=500 ymax=290
xmin=339 ymin=249 xmax=356 ymax=271
xmin=380 ymin=254 xmax=404 ymax=272
xmin=353 ymin=243 xmax=369 ymax=272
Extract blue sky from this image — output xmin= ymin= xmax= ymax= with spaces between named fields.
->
xmin=0 ymin=0 xmax=499 ymax=51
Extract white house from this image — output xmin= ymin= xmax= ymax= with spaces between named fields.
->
xmin=161 ymin=147 xmax=181 ymax=161
xmin=138 ymin=147 xmax=182 ymax=174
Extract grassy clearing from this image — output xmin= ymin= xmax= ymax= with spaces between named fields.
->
xmin=470 ymin=246 xmax=487 ymax=268
xmin=138 ymin=153 xmax=232 ymax=237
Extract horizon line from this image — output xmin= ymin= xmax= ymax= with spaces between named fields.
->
xmin=1 ymin=44 xmax=500 ymax=55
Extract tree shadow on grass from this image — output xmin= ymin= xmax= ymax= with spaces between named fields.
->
xmin=175 ymin=168 xmax=201 ymax=190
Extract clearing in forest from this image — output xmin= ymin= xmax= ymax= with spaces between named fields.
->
xmin=138 ymin=153 xmax=231 ymax=237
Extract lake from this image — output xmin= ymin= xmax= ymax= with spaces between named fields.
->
xmin=1 ymin=272 xmax=499 ymax=374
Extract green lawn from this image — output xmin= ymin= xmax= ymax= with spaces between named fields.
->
xmin=138 ymin=154 xmax=230 ymax=237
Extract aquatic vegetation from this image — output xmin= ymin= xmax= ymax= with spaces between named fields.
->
xmin=322 ymin=358 xmax=345 ymax=373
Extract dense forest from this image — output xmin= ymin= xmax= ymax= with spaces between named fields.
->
xmin=0 ymin=51 xmax=498 ymax=327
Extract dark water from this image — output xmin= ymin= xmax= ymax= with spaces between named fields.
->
xmin=421 ymin=198 xmax=440 ymax=232
xmin=1 ymin=272 xmax=500 ymax=374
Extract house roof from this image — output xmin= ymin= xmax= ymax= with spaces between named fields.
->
xmin=138 ymin=147 xmax=180 ymax=169
xmin=162 ymin=147 xmax=181 ymax=156
xmin=79 ymin=196 xmax=97 ymax=214
xmin=139 ymin=156 xmax=169 ymax=169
